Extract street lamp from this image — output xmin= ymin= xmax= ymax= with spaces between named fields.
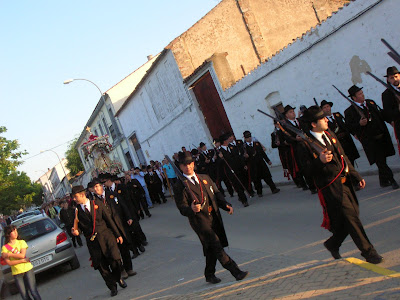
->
xmin=40 ymin=149 xmax=70 ymax=191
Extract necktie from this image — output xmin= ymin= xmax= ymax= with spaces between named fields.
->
xmin=191 ymin=176 xmax=198 ymax=186
xmin=322 ymin=134 xmax=333 ymax=153
xmin=84 ymin=205 xmax=90 ymax=215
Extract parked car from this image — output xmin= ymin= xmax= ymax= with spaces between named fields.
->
xmin=15 ymin=210 xmax=42 ymax=220
xmin=1 ymin=215 xmax=80 ymax=294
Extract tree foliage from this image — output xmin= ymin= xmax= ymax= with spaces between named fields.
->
xmin=65 ymin=138 xmax=84 ymax=176
xmin=0 ymin=126 xmax=43 ymax=215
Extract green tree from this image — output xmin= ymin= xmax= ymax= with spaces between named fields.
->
xmin=0 ymin=126 xmax=42 ymax=214
xmin=65 ymin=138 xmax=84 ymax=176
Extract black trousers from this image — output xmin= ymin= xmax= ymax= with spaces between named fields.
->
xmin=118 ymin=242 xmax=132 ymax=272
xmin=98 ymin=257 xmax=122 ymax=291
xmin=324 ymin=183 xmax=377 ymax=258
xmin=374 ymin=145 xmax=394 ymax=184
xmin=224 ymin=169 xmax=247 ymax=203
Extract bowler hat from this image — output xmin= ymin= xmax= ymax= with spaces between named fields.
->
xmin=384 ymin=66 xmax=400 ymax=77
xmin=348 ymin=85 xmax=363 ymax=97
xmin=199 ymin=142 xmax=206 ymax=148
xmin=91 ymin=178 xmax=103 ymax=186
xmin=191 ymin=149 xmax=199 ymax=155
xmin=71 ymin=185 xmax=86 ymax=196
xmin=302 ymin=105 xmax=326 ymax=123
xmin=219 ymin=133 xmax=230 ymax=143
xmin=243 ymin=130 xmax=251 ymax=138
xmin=87 ymin=181 xmax=95 ymax=189
xmin=284 ymin=105 xmax=296 ymax=114
xmin=320 ymin=100 xmax=333 ymax=108
xmin=178 ymin=151 xmax=194 ymax=165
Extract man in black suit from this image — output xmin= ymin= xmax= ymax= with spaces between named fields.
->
xmin=381 ymin=66 xmax=400 ymax=148
xmin=144 ymin=166 xmax=167 ymax=204
xmin=71 ymin=185 xmax=127 ymax=297
xmin=59 ymin=200 xmax=83 ymax=248
xmin=243 ymin=130 xmax=280 ymax=196
xmin=271 ymin=121 xmax=292 ymax=180
xmin=124 ymin=174 xmax=151 ymax=219
xmin=94 ymin=176 xmax=137 ymax=279
xmin=297 ymin=106 xmax=383 ymax=264
xmin=320 ymin=100 xmax=360 ymax=167
xmin=173 ymin=151 xmax=248 ymax=284
xmin=344 ymin=85 xmax=398 ymax=189
xmin=218 ymin=133 xmax=249 ymax=207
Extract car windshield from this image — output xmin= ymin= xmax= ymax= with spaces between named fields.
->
xmin=17 ymin=219 xmax=57 ymax=242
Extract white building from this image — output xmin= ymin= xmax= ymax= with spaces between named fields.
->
xmin=37 ymin=158 xmax=70 ymax=201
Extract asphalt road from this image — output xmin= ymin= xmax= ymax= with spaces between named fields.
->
xmin=3 ymin=172 xmax=400 ymax=300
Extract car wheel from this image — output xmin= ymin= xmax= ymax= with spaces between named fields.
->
xmin=69 ymin=254 xmax=80 ymax=270
xmin=8 ymin=282 xmax=19 ymax=295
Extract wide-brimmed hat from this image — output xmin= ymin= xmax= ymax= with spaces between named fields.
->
xmin=243 ymin=130 xmax=252 ymax=138
xmin=178 ymin=151 xmax=194 ymax=165
xmin=302 ymin=105 xmax=326 ymax=123
xmin=348 ymin=85 xmax=363 ymax=97
xmin=199 ymin=142 xmax=206 ymax=148
xmin=320 ymin=100 xmax=333 ymax=108
xmin=219 ymin=133 xmax=230 ymax=143
xmin=71 ymin=185 xmax=86 ymax=196
xmin=283 ymin=105 xmax=296 ymax=114
xmin=385 ymin=66 xmax=400 ymax=77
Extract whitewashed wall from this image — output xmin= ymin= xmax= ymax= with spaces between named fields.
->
xmin=118 ymin=50 xmax=211 ymax=164
xmin=219 ymin=0 xmax=399 ymax=164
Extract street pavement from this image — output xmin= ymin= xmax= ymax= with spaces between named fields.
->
xmin=3 ymin=150 xmax=400 ymax=300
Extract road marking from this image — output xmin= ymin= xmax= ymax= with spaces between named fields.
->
xmin=345 ymin=257 xmax=400 ymax=278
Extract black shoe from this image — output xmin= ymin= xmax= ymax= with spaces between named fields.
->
xmin=142 ymin=241 xmax=148 ymax=246
xmin=139 ymin=245 xmax=145 ymax=253
xmin=147 ymin=214 xmax=152 ymax=218
xmin=380 ymin=181 xmax=391 ymax=188
xmin=118 ymin=279 xmax=127 ymax=288
xmin=391 ymin=180 xmax=399 ymax=190
xmin=235 ymin=271 xmax=249 ymax=281
xmin=249 ymin=192 xmax=255 ymax=197
xmin=311 ymin=189 xmax=318 ymax=194
xmin=302 ymin=186 xmax=309 ymax=191
xmin=229 ymin=194 xmax=234 ymax=197
xmin=257 ymin=193 xmax=263 ymax=198
xmin=132 ymin=251 xmax=140 ymax=259
xmin=272 ymin=188 xmax=280 ymax=194
xmin=324 ymin=241 xmax=341 ymax=259
xmin=127 ymin=270 xmax=137 ymax=277
xmin=110 ymin=289 xmax=118 ymax=297
xmin=243 ymin=201 xmax=249 ymax=207
xmin=206 ymin=275 xmax=221 ymax=284
xmin=366 ymin=255 xmax=383 ymax=264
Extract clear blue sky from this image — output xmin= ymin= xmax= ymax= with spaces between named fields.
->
xmin=0 ymin=0 xmax=220 ymax=181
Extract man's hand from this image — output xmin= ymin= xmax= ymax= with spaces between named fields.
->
xmin=359 ymin=179 xmax=366 ymax=189
xmin=218 ymin=152 xmax=223 ymax=158
xmin=127 ymin=219 xmax=133 ymax=226
xmin=72 ymin=229 xmax=79 ymax=236
xmin=117 ymin=236 xmax=123 ymax=244
xmin=262 ymin=146 xmax=266 ymax=151
xmin=191 ymin=201 xmax=201 ymax=213
xmin=244 ymin=165 xmax=248 ymax=170
xmin=359 ymin=118 xmax=368 ymax=126
xmin=205 ymin=158 xmax=210 ymax=163
xmin=226 ymin=205 xmax=234 ymax=215
xmin=275 ymin=141 xmax=280 ymax=146
xmin=295 ymin=135 xmax=302 ymax=142
xmin=319 ymin=149 xmax=333 ymax=163
xmin=244 ymin=153 xmax=249 ymax=158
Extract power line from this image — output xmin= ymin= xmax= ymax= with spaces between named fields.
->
xmin=21 ymin=138 xmax=76 ymax=162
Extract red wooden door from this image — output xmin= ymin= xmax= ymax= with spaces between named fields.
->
xmin=192 ymin=72 xmax=233 ymax=139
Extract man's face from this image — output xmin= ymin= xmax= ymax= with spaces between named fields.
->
xmin=228 ymin=135 xmax=234 ymax=143
xmin=94 ymin=183 xmax=104 ymax=195
xmin=352 ymin=90 xmax=365 ymax=103
xmin=244 ymin=136 xmax=252 ymax=143
xmin=200 ymin=145 xmax=207 ymax=151
xmin=321 ymin=104 xmax=332 ymax=116
xmin=104 ymin=179 xmax=113 ymax=188
xmin=179 ymin=161 xmax=195 ymax=175
xmin=214 ymin=141 xmax=221 ymax=147
xmin=285 ymin=109 xmax=296 ymax=120
xmin=73 ymin=192 xmax=86 ymax=205
xmin=312 ymin=117 xmax=329 ymax=132
xmin=388 ymin=73 xmax=400 ymax=87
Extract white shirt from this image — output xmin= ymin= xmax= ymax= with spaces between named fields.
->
xmin=309 ymin=131 xmax=331 ymax=146
xmin=221 ymin=145 xmax=230 ymax=152
xmin=247 ymin=142 xmax=253 ymax=147
xmin=288 ymin=119 xmax=299 ymax=127
xmin=183 ymin=172 xmax=199 ymax=185
xmin=81 ymin=200 xmax=91 ymax=213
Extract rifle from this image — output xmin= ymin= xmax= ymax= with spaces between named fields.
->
xmin=381 ymin=39 xmax=400 ymax=64
xmin=332 ymin=85 xmax=366 ymax=119
xmin=313 ymin=97 xmax=318 ymax=106
xmin=366 ymin=71 xmax=400 ymax=104
xmin=164 ymin=155 xmax=205 ymax=209
xmin=257 ymin=109 xmax=325 ymax=154
xmin=209 ymin=138 xmax=253 ymax=198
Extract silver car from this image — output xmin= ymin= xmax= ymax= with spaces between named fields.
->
xmin=1 ymin=214 xmax=80 ymax=294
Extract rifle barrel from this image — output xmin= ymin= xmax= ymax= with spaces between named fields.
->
xmin=332 ymin=85 xmax=365 ymax=119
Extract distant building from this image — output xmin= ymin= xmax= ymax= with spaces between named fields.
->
xmin=37 ymin=158 xmax=70 ymax=201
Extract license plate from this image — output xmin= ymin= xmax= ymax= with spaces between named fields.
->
xmin=31 ymin=255 xmax=52 ymax=267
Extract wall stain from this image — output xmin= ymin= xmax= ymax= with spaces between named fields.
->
xmin=350 ymin=55 xmax=371 ymax=85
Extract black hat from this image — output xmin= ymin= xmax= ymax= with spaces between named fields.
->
xmin=91 ymin=178 xmax=103 ymax=186
xmin=146 ymin=165 xmax=153 ymax=170
xmin=284 ymin=105 xmax=296 ymax=114
xmin=87 ymin=181 xmax=95 ymax=189
xmin=111 ymin=175 xmax=119 ymax=181
xmin=71 ymin=185 xmax=86 ymax=196
xmin=178 ymin=151 xmax=194 ymax=165
xmin=299 ymin=105 xmax=307 ymax=113
xmin=213 ymin=137 xmax=220 ymax=144
xmin=243 ymin=130 xmax=251 ymax=138
xmin=320 ymin=100 xmax=333 ymax=108
xmin=199 ymin=142 xmax=206 ymax=148
xmin=191 ymin=148 xmax=199 ymax=155
xmin=302 ymin=105 xmax=326 ymax=123
xmin=385 ymin=66 xmax=400 ymax=77
xmin=348 ymin=85 xmax=363 ymax=97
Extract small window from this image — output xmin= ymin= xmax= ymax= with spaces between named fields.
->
xmin=18 ymin=219 xmax=57 ymax=242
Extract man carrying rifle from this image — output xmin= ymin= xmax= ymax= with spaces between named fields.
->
xmin=382 ymin=66 xmax=400 ymax=147
xmin=173 ymin=151 xmax=248 ymax=284
xmin=344 ymin=85 xmax=398 ymax=189
xmin=297 ymin=106 xmax=383 ymax=264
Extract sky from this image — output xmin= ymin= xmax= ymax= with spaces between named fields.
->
xmin=0 ymin=0 xmax=221 ymax=182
